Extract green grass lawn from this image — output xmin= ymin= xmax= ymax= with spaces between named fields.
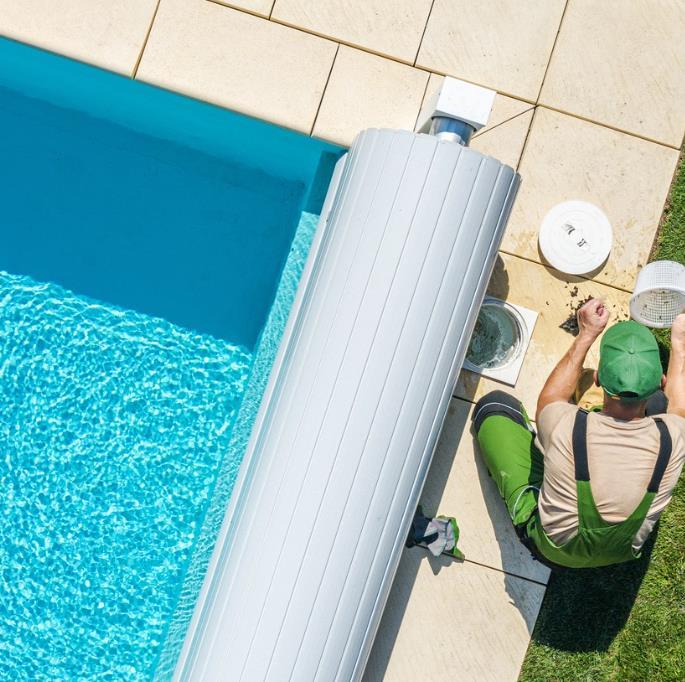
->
xmin=519 ymin=152 xmax=685 ymax=682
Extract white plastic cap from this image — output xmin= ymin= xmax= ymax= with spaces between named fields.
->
xmin=417 ymin=77 xmax=496 ymax=134
xmin=538 ymin=200 xmax=613 ymax=275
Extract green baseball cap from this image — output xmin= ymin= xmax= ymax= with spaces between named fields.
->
xmin=598 ymin=320 xmax=662 ymax=401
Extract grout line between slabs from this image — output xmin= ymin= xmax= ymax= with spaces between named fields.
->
xmin=536 ymin=103 xmax=682 ymax=150
xmin=417 ymin=68 xmax=536 ymax=105
xmin=412 ymin=73 xmax=433 ymax=131
xmin=309 ymin=43 xmax=340 ymax=137
xmin=412 ymin=0 xmax=436 ymax=67
xmin=496 ymin=248 xmax=635 ymax=295
xmin=534 ymin=0 xmax=569 ymax=105
xmin=463 ymin=558 xmax=549 ymax=587
xmin=473 ymin=106 xmax=536 ymax=142
xmin=206 ymin=0 xmax=270 ymax=19
xmin=514 ymin=101 xmax=537 ymax=174
xmin=205 ymin=0 xmax=426 ymax=70
xmin=132 ymin=0 xmax=162 ymax=79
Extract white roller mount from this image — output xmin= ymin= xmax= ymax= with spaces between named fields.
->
xmin=175 ymin=81 xmax=521 ymax=682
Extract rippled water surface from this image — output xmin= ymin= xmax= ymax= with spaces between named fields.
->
xmin=0 ymin=273 xmax=253 ymax=679
xmin=0 ymin=211 xmax=320 ymax=681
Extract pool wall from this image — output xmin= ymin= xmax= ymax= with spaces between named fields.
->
xmin=0 ymin=37 xmax=329 ymax=189
xmin=0 ymin=36 xmax=340 ymax=348
xmin=176 ymin=128 xmax=520 ymax=681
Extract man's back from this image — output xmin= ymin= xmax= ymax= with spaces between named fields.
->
xmin=474 ymin=304 xmax=685 ymax=569
xmin=537 ymin=403 xmax=685 ymax=551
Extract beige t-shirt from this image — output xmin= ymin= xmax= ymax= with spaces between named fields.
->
xmin=536 ymin=402 xmax=685 ymax=551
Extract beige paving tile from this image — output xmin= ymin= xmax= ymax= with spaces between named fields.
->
xmin=455 ymin=252 xmax=632 ymax=416
xmin=540 ymin=0 xmax=685 ymax=148
xmin=272 ymin=0 xmax=432 ymax=63
xmin=364 ymin=555 xmax=545 ymax=682
xmin=501 ymin=108 xmax=679 ymax=291
xmin=417 ymin=0 xmax=566 ymax=101
xmin=211 ymin=0 xmax=274 ymax=18
xmin=420 ymin=399 xmax=550 ymax=583
xmin=313 ymin=47 xmax=428 ymax=147
xmin=136 ymin=0 xmax=336 ymax=133
xmin=0 ymin=0 xmax=157 ymax=75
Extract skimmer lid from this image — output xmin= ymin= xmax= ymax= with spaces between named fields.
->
xmin=539 ymin=200 xmax=613 ymax=275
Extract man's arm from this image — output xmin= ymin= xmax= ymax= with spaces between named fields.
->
xmin=666 ymin=312 xmax=685 ymax=419
xmin=536 ymin=299 xmax=609 ymax=422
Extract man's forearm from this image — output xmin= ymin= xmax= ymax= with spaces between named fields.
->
xmin=536 ymin=332 xmax=595 ymax=420
xmin=666 ymin=344 xmax=685 ymax=418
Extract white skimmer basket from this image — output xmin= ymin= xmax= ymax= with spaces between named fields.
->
xmin=629 ymin=260 xmax=685 ymax=328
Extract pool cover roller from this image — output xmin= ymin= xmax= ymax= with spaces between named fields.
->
xmin=175 ymin=128 xmax=520 ymax=681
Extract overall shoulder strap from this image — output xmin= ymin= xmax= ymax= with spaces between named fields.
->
xmin=648 ymin=418 xmax=673 ymax=493
xmin=572 ymin=409 xmax=590 ymax=481
xmin=620 ymin=417 xmax=674 ymax=528
xmin=571 ymin=408 xmax=605 ymax=529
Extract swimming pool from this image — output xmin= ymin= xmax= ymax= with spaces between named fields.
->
xmin=0 ymin=37 xmax=340 ymax=680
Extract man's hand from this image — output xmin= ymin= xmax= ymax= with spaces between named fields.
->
xmin=577 ymin=298 xmax=610 ymax=341
xmin=536 ymin=298 xmax=608 ymax=421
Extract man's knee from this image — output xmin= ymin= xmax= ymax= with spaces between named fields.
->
xmin=472 ymin=390 xmax=528 ymax=432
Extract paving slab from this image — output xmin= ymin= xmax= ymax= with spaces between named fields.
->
xmin=0 ymin=0 xmax=157 ymax=75
xmin=501 ymin=108 xmax=680 ymax=291
xmin=417 ymin=0 xmax=566 ymax=101
xmin=272 ymin=0 xmax=432 ymax=63
xmin=136 ymin=0 xmax=336 ymax=133
xmin=421 ymin=398 xmax=550 ymax=583
xmin=471 ymin=109 xmax=534 ymax=171
xmin=455 ymin=252 xmax=632 ymax=416
xmin=540 ymin=0 xmax=685 ymax=148
xmin=364 ymin=553 xmax=545 ymax=682
xmin=313 ymin=46 xmax=428 ymax=146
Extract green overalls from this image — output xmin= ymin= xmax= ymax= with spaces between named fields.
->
xmin=526 ymin=410 xmax=673 ymax=568
xmin=477 ymin=407 xmax=673 ymax=569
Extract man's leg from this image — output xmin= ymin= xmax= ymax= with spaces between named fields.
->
xmin=472 ymin=390 xmax=544 ymax=528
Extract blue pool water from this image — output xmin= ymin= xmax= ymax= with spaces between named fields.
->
xmin=0 ymin=273 xmax=252 ymax=678
xmin=0 ymin=38 xmax=340 ymax=680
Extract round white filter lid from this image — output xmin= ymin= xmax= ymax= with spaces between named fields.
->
xmin=539 ymin=200 xmax=613 ymax=275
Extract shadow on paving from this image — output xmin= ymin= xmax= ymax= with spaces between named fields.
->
xmin=363 ymin=406 xmax=470 ymax=682
xmin=529 ymin=530 xmax=656 ymax=653
xmin=471 ymin=422 xmax=550 ymax=617
xmin=365 ymin=402 xmax=546 ymax=681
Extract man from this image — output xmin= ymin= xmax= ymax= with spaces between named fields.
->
xmin=472 ymin=299 xmax=685 ymax=569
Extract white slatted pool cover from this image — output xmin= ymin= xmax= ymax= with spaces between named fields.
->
xmin=175 ymin=128 xmax=520 ymax=682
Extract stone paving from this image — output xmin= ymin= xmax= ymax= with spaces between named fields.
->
xmin=1 ymin=1 xmax=683 ymax=679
